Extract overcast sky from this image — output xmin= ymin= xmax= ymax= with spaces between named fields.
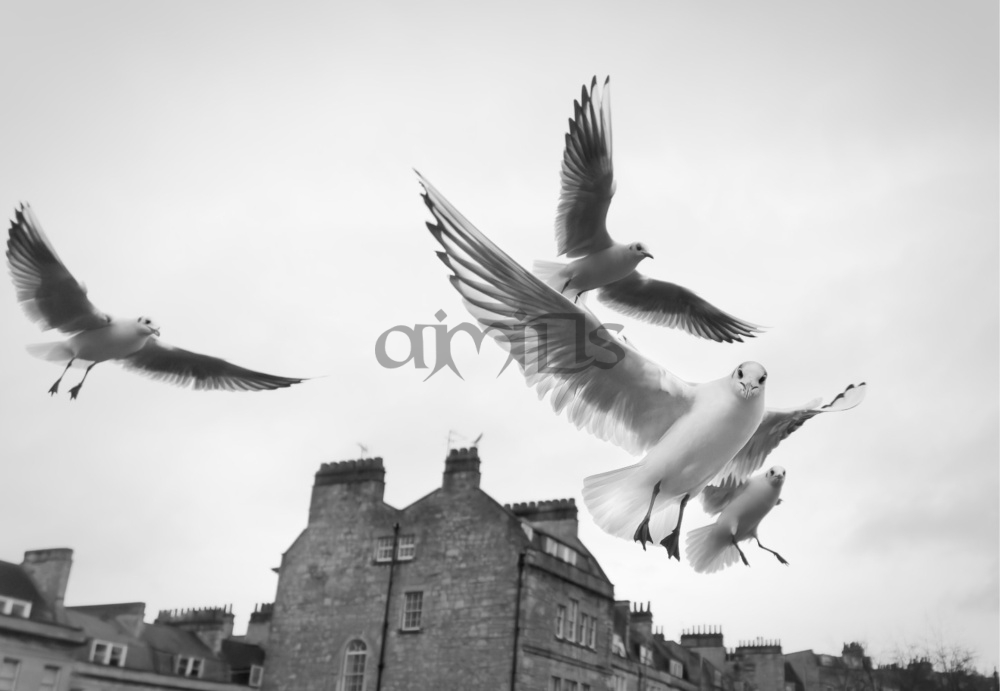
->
xmin=0 ymin=0 xmax=996 ymax=672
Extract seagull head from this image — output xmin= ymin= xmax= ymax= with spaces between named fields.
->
xmin=627 ymin=242 xmax=654 ymax=261
xmin=731 ymin=361 xmax=767 ymax=400
xmin=765 ymin=465 xmax=786 ymax=487
xmin=136 ymin=316 xmax=161 ymax=337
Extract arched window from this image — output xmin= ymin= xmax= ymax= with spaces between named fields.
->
xmin=343 ymin=640 xmax=367 ymax=691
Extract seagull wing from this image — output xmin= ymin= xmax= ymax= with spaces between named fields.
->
xmin=419 ymin=171 xmax=694 ymax=455
xmin=120 ymin=339 xmax=305 ymax=392
xmin=699 ymin=477 xmax=749 ymax=516
xmin=6 ymin=204 xmax=111 ymax=333
xmin=596 ymin=272 xmax=762 ymax=343
xmin=715 ymin=382 xmax=867 ymax=483
xmin=556 ymin=76 xmax=616 ymax=258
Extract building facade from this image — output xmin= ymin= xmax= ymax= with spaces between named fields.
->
xmin=264 ymin=447 xmax=731 ymax=691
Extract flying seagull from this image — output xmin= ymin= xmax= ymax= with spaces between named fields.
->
xmin=416 ymin=172 xmax=865 ymax=559
xmin=685 ymin=466 xmax=789 ymax=574
xmin=6 ymin=204 xmax=306 ymax=399
xmin=532 ymin=77 xmax=761 ymax=343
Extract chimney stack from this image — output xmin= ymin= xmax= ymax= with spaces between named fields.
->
xmin=310 ymin=457 xmax=386 ymax=523
xmin=506 ymin=499 xmax=578 ymax=541
xmin=22 ymin=549 xmax=73 ymax=610
xmin=443 ymin=447 xmax=481 ymax=492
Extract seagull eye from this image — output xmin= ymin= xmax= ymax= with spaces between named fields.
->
xmin=737 ymin=368 xmax=743 ymax=379
xmin=760 ymin=375 xmax=767 ymax=384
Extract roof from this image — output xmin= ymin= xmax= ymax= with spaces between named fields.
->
xmin=221 ymin=639 xmax=265 ymax=669
xmin=0 ymin=559 xmax=57 ymax=622
xmin=64 ymin=605 xmax=229 ymax=680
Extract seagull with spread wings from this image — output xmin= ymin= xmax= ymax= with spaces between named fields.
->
xmin=685 ymin=466 xmax=789 ymax=574
xmin=533 ymin=77 xmax=761 ymax=343
xmin=417 ymin=172 xmax=865 ymax=560
xmin=6 ymin=204 xmax=306 ymax=399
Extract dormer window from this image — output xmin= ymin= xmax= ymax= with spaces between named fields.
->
xmin=90 ymin=640 xmax=127 ymax=667
xmin=542 ymin=536 xmax=579 ymax=566
xmin=640 ymin=644 xmax=653 ymax=665
xmin=0 ymin=596 xmax=31 ymax=618
xmin=176 ymin=656 xmax=203 ymax=677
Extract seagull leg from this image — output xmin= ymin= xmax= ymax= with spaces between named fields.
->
xmin=754 ymin=537 xmax=789 ymax=565
xmin=561 ymin=279 xmax=572 ymax=294
xmin=733 ymin=537 xmax=750 ymax=566
xmin=68 ymin=363 xmax=97 ymax=400
xmin=659 ymin=493 xmax=690 ymax=561
xmin=632 ymin=481 xmax=661 ymax=551
xmin=48 ymin=358 xmax=75 ymax=395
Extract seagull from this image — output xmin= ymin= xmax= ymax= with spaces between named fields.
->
xmin=685 ymin=466 xmax=789 ymax=574
xmin=532 ymin=77 xmax=761 ymax=343
xmin=5 ymin=204 xmax=306 ymax=399
xmin=416 ymin=172 xmax=865 ymax=559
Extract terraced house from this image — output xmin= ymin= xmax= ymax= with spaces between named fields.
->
xmin=0 ymin=550 xmax=263 ymax=691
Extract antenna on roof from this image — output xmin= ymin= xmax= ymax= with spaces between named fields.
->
xmin=358 ymin=443 xmax=369 ymax=456
xmin=448 ymin=429 xmax=484 ymax=450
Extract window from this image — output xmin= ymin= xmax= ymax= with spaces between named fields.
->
xmin=640 ymin=644 xmax=653 ymax=665
xmin=583 ymin=685 xmax=591 ymax=691
xmin=555 ymin=605 xmax=566 ymax=638
xmin=90 ymin=640 xmax=127 ymax=667
xmin=176 ymin=656 xmax=203 ymax=677
xmin=248 ymin=665 xmax=264 ymax=688
xmin=577 ymin=612 xmax=587 ymax=643
xmin=669 ymin=660 xmax=684 ymax=678
xmin=566 ymin=682 xmax=579 ymax=691
xmin=0 ymin=596 xmax=31 ymax=618
xmin=612 ymin=633 xmax=626 ymax=657
xmin=39 ymin=666 xmax=60 ymax=691
xmin=588 ymin=616 xmax=597 ymax=648
xmin=401 ymin=591 xmax=423 ymax=631
xmin=542 ymin=536 xmax=579 ymax=566
xmin=566 ymin=600 xmax=578 ymax=642
xmin=552 ymin=677 xmax=563 ymax=691
xmin=613 ymin=673 xmax=628 ymax=691
xmin=0 ymin=659 xmax=20 ymax=691
xmin=375 ymin=537 xmax=394 ymax=562
xmin=343 ymin=640 xmax=366 ymax=691
xmin=396 ymin=535 xmax=416 ymax=561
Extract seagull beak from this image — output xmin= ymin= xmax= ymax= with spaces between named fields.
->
xmin=152 ymin=328 xmax=160 ymax=337
xmin=642 ymin=250 xmax=654 ymax=259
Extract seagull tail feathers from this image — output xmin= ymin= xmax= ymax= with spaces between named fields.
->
xmin=583 ymin=464 xmax=680 ymax=541
xmin=685 ymin=524 xmax=741 ymax=574
xmin=26 ymin=341 xmax=73 ymax=362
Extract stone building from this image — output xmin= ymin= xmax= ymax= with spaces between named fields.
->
xmin=680 ymin=628 xmax=788 ymax=691
xmin=263 ymin=447 xmax=732 ymax=691
xmin=785 ymin=643 xmax=875 ymax=691
xmin=0 ymin=549 xmax=263 ymax=690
